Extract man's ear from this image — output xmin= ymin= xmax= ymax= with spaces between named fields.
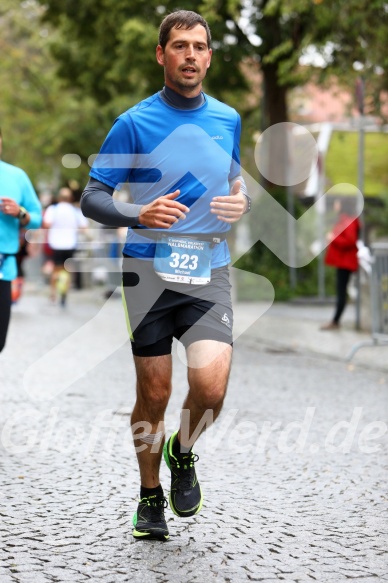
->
xmin=207 ymin=48 xmax=212 ymax=69
xmin=156 ymin=45 xmax=164 ymax=66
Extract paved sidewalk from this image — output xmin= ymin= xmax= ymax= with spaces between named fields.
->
xmin=234 ymin=300 xmax=388 ymax=373
xmin=0 ymin=288 xmax=387 ymax=582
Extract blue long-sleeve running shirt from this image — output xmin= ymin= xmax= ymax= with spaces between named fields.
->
xmin=0 ymin=161 xmax=42 ymax=281
xmin=86 ymin=90 xmax=242 ymax=268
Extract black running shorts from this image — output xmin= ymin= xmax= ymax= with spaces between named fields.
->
xmin=122 ymin=255 xmax=233 ymax=357
xmin=53 ymin=249 xmax=75 ymax=266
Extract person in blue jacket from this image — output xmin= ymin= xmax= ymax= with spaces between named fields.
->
xmin=0 ymin=127 xmax=42 ymax=352
xmin=82 ymin=10 xmax=251 ymax=541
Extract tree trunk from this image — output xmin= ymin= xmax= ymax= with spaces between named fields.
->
xmin=262 ymin=63 xmax=289 ymax=128
xmin=260 ymin=63 xmax=290 ymax=190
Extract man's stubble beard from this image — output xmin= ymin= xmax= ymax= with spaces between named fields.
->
xmin=166 ymin=72 xmax=204 ymax=95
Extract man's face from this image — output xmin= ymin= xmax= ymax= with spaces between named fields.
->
xmin=156 ymin=24 xmax=212 ymax=97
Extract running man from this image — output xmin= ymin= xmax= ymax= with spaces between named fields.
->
xmin=81 ymin=10 xmax=251 ymax=540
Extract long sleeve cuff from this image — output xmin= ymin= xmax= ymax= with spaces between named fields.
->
xmin=81 ymin=178 xmax=143 ymax=227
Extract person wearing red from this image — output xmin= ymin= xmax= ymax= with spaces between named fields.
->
xmin=321 ymin=199 xmax=360 ymax=330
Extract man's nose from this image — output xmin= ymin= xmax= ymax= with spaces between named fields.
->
xmin=185 ymin=45 xmax=195 ymax=59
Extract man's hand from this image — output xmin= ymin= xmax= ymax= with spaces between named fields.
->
xmin=0 ymin=197 xmax=21 ymax=218
xmin=210 ymin=180 xmax=247 ymax=223
xmin=138 ymin=189 xmax=189 ymax=228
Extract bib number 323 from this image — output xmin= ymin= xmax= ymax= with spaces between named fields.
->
xmin=153 ymin=235 xmax=211 ymax=285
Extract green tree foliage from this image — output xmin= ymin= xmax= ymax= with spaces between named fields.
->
xmin=36 ymin=0 xmax=388 ymax=128
xmin=35 ymin=0 xmax=303 ymax=124
xmin=299 ymin=0 xmax=388 ymax=119
xmin=0 ymin=0 xmax=128 ymax=189
xmin=0 ymin=0 xmax=61 ymax=185
xmin=5 ymin=0 xmax=384 ymax=191
xmin=37 ymin=0 xmax=250 ymax=105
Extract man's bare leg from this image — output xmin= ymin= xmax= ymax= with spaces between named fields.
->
xmin=50 ymin=265 xmax=62 ymax=302
xmin=180 ymin=340 xmax=232 ymax=447
xmin=163 ymin=340 xmax=232 ymax=517
xmin=131 ymin=354 xmax=172 ymax=541
xmin=131 ymin=354 xmax=172 ymax=488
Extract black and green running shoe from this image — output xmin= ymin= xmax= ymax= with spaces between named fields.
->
xmin=163 ymin=431 xmax=203 ymax=517
xmin=132 ymin=495 xmax=169 ymax=541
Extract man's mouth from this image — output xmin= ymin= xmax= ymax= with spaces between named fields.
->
xmin=181 ymin=67 xmax=197 ymax=73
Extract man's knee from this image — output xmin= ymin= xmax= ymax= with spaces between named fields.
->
xmin=193 ymin=383 xmax=227 ymax=412
xmin=137 ymin=382 xmax=172 ymax=411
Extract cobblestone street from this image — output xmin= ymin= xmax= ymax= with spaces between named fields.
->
xmin=1 ymin=290 xmax=387 ymax=582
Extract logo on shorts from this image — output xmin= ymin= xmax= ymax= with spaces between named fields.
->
xmin=221 ymin=313 xmax=231 ymax=327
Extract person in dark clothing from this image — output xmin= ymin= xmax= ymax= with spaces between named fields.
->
xmin=321 ymin=199 xmax=360 ymax=330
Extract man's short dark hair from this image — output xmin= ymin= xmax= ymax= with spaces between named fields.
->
xmin=158 ymin=10 xmax=211 ymax=50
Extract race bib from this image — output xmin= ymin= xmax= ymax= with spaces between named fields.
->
xmin=153 ymin=235 xmax=212 ymax=285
